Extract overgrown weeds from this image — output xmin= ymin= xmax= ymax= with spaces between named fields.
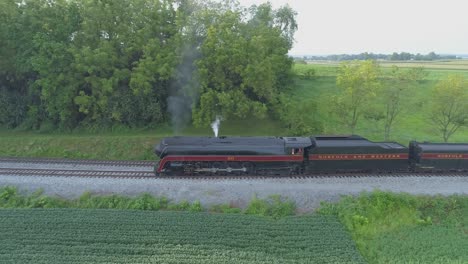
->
xmin=0 ymin=187 xmax=295 ymax=218
xmin=245 ymin=194 xmax=296 ymax=219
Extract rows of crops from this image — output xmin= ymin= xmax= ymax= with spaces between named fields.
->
xmin=0 ymin=209 xmax=364 ymax=263
xmin=370 ymin=225 xmax=468 ymax=263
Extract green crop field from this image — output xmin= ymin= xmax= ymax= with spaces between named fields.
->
xmin=295 ymin=60 xmax=468 ymax=79
xmin=320 ymin=192 xmax=468 ymax=264
xmin=0 ymin=209 xmax=365 ymax=264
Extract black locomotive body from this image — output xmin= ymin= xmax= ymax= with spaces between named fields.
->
xmin=154 ymin=135 xmax=468 ymax=176
xmin=307 ymin=135 xmax=408 ymax=173
xmin=409 ymin=141 xmax=468 ymax=172
xmin=154 ymin=136 xmax=313 ymax=176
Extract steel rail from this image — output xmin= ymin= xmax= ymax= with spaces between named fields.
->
xmin=0 ymin=167 xmax=466 ymax=180
xmin=0 ymin=157 xmax=155 ymax=167
xmin=0 ymin=168 xmax=155 ymax=178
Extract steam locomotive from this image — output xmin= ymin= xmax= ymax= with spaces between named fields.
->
xmin=153 ymin=135 xmax=468 ymax=176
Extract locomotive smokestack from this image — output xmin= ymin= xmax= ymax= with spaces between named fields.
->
xmin=211 ymin=116 xmax=223 ymax=137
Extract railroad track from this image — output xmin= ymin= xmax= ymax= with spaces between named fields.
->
xmin=155 ymin=172 xmax=468 ymax=180
xmin=0 ymin=168 xmax=155 ymax=178
xmin=1 ymin=156 xmax=467 ymax=179
xmin=0 ymin=167 xmax=466 ymax=180
xmin=0 ymin=157 xmax=155 ymax=167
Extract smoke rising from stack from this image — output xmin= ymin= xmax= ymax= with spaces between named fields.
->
xmin=211 ymin=116 xmax=223 ymax=137
xmin=167 ymin=96 xmax=192 ymax=135
xmin=167 ymin=44 xmax=200 ymax=135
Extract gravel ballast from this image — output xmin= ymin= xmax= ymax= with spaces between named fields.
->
xmin=1 ymin=173 xmax=468 ymax=211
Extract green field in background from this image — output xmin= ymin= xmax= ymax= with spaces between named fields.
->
xmin=295 ymin=59 xmax=468 ymax=79
xmin=293 ymin=61 xmax=468 ymax=142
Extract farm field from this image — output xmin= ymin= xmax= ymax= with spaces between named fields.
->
xmin=295 ymin=59 xmax=468 ymax=79
xmin=379 ymin=59 xmax=468 ymax=70
xmin=299 ymin=59 xmax=468 ymax=69
xmin=0 ymin=192 xmax=466 ymax=263
xmin=320 ymin=192 xmax=468 ymax=264
xmin=0 ymin=209 xmax=365 ymax=264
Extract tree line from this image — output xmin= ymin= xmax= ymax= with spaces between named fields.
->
xmin=301 ymin=52 xmax=459 ymax=62
xmin=0 ymin=0 xmax=297 ymax=131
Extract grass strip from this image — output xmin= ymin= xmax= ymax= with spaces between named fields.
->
xmin=0 ymin=187 xmax=295 ymax=219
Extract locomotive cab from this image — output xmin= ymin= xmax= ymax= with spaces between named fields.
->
xmin=283 ymin=137 xmax=312 ymax=156
xmin=283 ymin=137 xmax=313 ymax=173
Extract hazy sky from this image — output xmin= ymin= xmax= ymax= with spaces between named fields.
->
xmin=237 ymin=0 xmax=468 ymax=55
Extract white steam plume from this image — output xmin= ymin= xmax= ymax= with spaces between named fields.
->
xmin=211 ymin=116 xmax=223 ymax=137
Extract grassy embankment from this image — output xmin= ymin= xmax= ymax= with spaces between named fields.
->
xmin=0 ymin=119 xmax=286 ymax=160
xmin=1 ymin=60 xmax=468 ymax=160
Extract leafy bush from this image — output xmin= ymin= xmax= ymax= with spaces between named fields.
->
xmin=318 ymin=190 xmax=427 ymax=237
xmin=302 ymin=68 xmax=317 ymax=80
xmin=267 ymin=195 xmax=296 ymax=219
xmin=0 ymin=186 xmax=23 ymax=207
xmin=245 ymin=194 xmax=296 ymax=219
xmin=168 ymin=199 xmax=191 ymax=211
xmin=0 ymin=187 xmax=297 ymax=219
xmin=129 ymin=193 xmax=164 ymax=210
xmin=244 ymin=196 xmax=270 ymax=216
xmin=275 ymin=95 xmax=323 ymax=136
xmin=210 ymin=203 xmax=242 ymax=214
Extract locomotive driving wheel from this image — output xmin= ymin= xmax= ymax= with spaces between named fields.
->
xmin=242 ymin=162 xmax=255 ymax=175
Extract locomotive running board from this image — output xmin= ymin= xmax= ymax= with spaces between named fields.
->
xmin=194 ymin=167 xmax=248 ymax=173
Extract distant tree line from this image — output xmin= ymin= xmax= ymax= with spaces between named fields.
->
xmin=300 ymin=52 xmax=459 ymax=62
xmin=0 ymin=0 xmax=297 ymax=131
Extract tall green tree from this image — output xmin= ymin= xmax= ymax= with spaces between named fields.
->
xmin=0 ymin=0 xmax=23 ymax=128
xmin=430 ymin=75 xmax=468 ymax=142
xmin=29 ymin=0 xmax=82 ymax=128
xmin=276 ymin=95 xmax=323 ymax=136
xmin=332 ymin=60 xmax=381 ymax=133
xmin=380 ymin=66 xmax=420 ymax=140
xmin=192 ymin=2 xmax=297 ymax=126
xmin=69 ymin=0 xmax=179 ymax=127
xmin=0 ymin=0 xmax=299 ymax=131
